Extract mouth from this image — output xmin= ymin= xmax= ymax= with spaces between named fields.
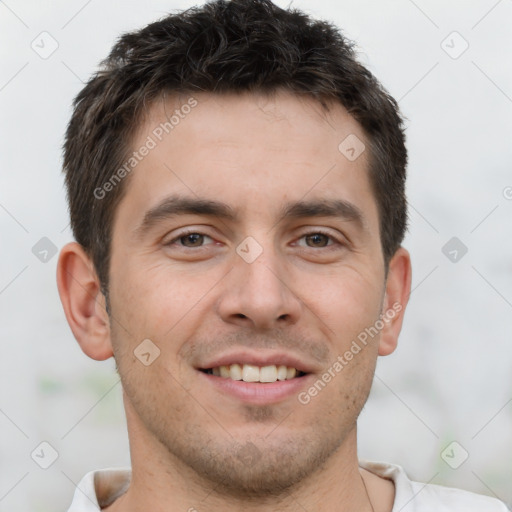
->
xmin=196 ymin=354 xmax=315 ymax=404
xmin=200 ymin=363 xmax=308 ymax=383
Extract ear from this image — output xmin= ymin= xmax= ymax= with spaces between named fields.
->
xmin=378 ymin=247 xmax=412 ymax=356
xmin=56 ymin=242 xmax=113 ymax=360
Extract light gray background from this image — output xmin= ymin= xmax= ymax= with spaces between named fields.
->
xmin=1 ymin=1 xmax=511 ymax=510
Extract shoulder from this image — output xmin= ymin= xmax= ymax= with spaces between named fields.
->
xmin=67 ymin=467 xmax=131 ymax=511
xmin=409 ymin=480 xmax=509 ymax=511
xmin=359 ymin=460 xmax=509 ymax=512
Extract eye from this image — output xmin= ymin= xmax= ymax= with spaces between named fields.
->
xmin=166 ymin=231 xmax=215 ymax=248
xmin=296 ymin=231 xmax=338 ymax=248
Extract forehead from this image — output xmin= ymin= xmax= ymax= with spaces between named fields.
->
xmin=115 ymin=90 xmax=378 ymax=234
xmin=138 ymin=90 xmax=366 ymax=157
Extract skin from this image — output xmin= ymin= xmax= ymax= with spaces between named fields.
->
xmin=57 ymin=91 xmax=411 ymax=511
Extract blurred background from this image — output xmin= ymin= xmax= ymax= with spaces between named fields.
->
xmin=0 ymin=1 xmax=511 ymax=510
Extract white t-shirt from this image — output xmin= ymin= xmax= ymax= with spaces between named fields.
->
xmin=66 ymin=460 xmax=509 ymax=511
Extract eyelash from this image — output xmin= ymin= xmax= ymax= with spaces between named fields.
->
xmin=165 ymin=229 xmax=344 ymax=250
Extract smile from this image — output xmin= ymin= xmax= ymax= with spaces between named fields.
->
xmin=201 ymin=363 xmax=307 ymax=383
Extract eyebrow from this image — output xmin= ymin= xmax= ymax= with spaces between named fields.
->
xmin=134 ymin=194 xmax=365 ymax=237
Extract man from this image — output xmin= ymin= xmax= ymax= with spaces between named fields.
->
xmin=56 ymin=0 xmax=507 ymax=510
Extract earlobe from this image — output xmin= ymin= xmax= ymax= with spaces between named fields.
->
xmin=56 ymin=242 xmax=114 ymax=361
xmin=378 ymin=247 xmax=412 ymax=356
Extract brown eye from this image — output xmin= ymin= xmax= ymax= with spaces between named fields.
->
xmin=179 ymin=233 xmax=205 ymax=247
xmin=164 ymin=231 xmax=216 ymax=250
xmin=304 ymin=233 xmax=331 ymax=247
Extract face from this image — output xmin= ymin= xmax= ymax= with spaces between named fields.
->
xmin=108 ymin=91 xmax=390 ymax=496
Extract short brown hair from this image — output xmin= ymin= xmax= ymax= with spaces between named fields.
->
xmin=63 ymin=0 xmax=407 ymax=293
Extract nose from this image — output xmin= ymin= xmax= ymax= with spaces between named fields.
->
xmin=216 ymin=242 xmax=302 ymax=330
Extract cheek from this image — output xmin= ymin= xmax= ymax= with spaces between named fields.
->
xmin=299 ymin=268 xmax=384 ymax=341
xmin=110 ymin=261 xmax=221 ymax=348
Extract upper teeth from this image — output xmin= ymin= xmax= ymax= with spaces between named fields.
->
xmin=211 ymin=364 xmax=298 ymax=383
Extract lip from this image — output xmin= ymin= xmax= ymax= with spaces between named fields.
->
xmin=198 ymin=370 xmax=315 ymax=405
xmin=197 ymin=350 xmax=318 ymax=374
